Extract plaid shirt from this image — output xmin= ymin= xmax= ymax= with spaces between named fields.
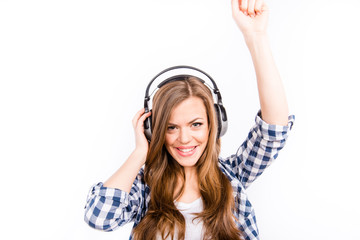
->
xmin=84 ymin=112 xmax=295 ymax=240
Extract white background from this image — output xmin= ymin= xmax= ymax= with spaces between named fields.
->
xmin=1 ymin=0 xmax=359 ymax=239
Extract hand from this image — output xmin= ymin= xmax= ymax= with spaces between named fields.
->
xmin=132 ymin=108 xmax=152 ymax=154
xmin=231 ymin=0 xmax=269 ymax=37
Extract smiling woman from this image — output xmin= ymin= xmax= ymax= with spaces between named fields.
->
xmin=83 ymin=0 xmax=295 ymax=239
xmin=133 ymin=76 xmax=243 ymax=239
xmin=165 ymin=96 xmax=209 ymax=170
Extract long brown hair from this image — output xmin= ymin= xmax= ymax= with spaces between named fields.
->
xmin=133 ymin=77 xmax=242 ymax=240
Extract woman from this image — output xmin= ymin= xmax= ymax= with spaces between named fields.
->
xmin=84 ymin=0 xmax=294 ymax=239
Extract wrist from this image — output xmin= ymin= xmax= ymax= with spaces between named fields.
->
xmin=243 ymin=32 xmax=269 ymax=45
xmin=243 ymin=32 xmax=271 ymax=57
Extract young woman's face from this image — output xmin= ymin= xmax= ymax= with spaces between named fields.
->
xmin=165 ymin=97 xmax=209 ymax=168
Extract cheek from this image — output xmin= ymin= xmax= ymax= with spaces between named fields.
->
xmin=196 ymin=130 xmax=209 ymax=143
xmin=165 ymin=134 xmax=175 ymax=147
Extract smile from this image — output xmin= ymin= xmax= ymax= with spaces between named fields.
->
xmin=176 ymin=146 xmax=197 ymax=156
xmin=177 ymin=147 xmax=196 ymax=152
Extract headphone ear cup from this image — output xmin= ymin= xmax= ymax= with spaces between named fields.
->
xmin=144 ymin=112 xmax=152 ymax=141
xmin=214 ymin=104 xmax=228 ymax=138
xmin=214 ymin=104 xmax=222 ymax=138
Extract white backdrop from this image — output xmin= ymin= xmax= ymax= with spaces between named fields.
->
xmin=1 ymin=0 xmax=359 ymax=239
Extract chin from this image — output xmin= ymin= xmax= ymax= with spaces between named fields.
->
xmin=177 ymin=160 xmax=198 ymax=168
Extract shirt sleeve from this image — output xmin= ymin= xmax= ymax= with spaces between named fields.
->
xmin=84 ymin=168 xmax=147 ymax=231
xmin=220 ymin=111 xmax=295 ymax=189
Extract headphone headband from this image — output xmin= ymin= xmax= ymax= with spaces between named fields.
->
xmin=144 ymin=65 xmax=223 ymax=112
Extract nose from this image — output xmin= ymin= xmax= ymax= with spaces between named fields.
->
xmin=178 ymin=128 xmax=191 ymax=144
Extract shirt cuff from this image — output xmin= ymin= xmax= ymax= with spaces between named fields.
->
xmin=87 ymin=182 xmax=130 ymax=206
xmin=255 ymin=110 xmax=295 ymax=141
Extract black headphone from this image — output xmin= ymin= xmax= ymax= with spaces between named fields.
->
xmin=144 ymin=65 xmax=227 ymax=141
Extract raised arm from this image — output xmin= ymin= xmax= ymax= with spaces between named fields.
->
xmin=231 ymin=0 xmax=289 ymax=126
xmin=84 ymin=109 xmax=151 ymax=231
xmin=103 ymin=108 xmax=151 ymax=192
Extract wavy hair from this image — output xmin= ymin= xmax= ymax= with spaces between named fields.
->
xmin=133 ymin=77 xmax=242 ymax=240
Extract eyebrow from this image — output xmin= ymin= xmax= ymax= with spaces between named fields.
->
xmin=168 ymin=118 xmax=204 ymax=126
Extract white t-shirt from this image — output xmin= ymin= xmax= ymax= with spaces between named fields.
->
xmin=157 ymin=197 xmax=204 ymax=240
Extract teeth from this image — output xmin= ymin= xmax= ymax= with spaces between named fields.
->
xmin=178 ymin=147 xmax=195 ymax=153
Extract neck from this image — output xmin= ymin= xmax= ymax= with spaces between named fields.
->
xmin=174 ymin=166 xmax=200 ymax=203
xmin=184 ymin=166 xmax=198 ymax=182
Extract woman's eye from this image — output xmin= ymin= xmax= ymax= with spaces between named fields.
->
xmin=192 ymin=122 xmax=203 ymax=127
xmin=167 ymin=126 xmax=176 ymax=131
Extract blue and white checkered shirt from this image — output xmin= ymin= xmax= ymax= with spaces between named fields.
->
xmin=84 ymin=112 xmax=295 ymax=240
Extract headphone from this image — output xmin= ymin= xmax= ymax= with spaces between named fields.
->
xmin=144 ymin=65 xmax=228 ymax=141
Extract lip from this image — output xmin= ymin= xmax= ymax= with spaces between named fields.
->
xmin=175 ymin=146 xmax=197 ymax=157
